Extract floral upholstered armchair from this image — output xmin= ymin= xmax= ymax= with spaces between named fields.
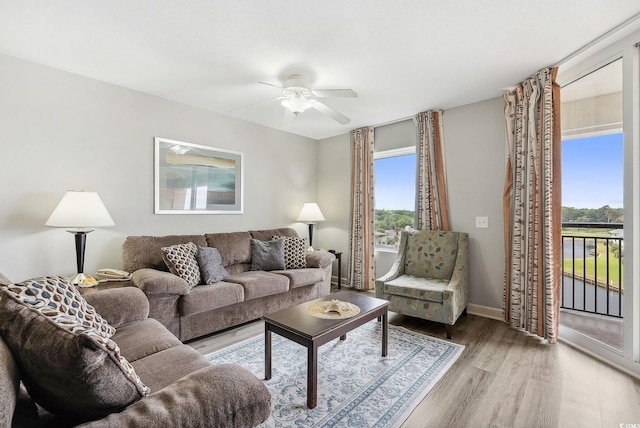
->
xmin=375 ymin=230 xmax=469 ymax=339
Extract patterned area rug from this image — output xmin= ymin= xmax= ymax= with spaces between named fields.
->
xmin=206 ymin=321 xmax=464 ymax=428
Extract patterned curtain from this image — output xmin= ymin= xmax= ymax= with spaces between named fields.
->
xmin=414 ymin=110 xmax=449 ymax=231
xmin=348 ymin=127 xmax=376 ymax=290
xmin=503 ymin=67 xmax=561 ymax=343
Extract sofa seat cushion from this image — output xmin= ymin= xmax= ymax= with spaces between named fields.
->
xmin=383 ymin=275 xmax=448 ymax=303
xmin=113 ymin=318 xmax=183 ymax=363
xmin=179 ymin=282 xmax=244 ymax=316
xmin=271 ymin=268 xmax=324 ymax=289
xmin=225 ymin=271 xmax=289 ymax=300
xmin=131 ymin=344 xmax=211 ymax=393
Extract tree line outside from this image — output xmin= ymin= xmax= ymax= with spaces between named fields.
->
xmin=562 ymin=205 xmax=623 ymax=223
xmin=376 ymin=205 xmax=624 ymax=232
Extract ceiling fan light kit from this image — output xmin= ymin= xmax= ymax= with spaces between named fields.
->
xmin=248 ymin=73 xmax=358 ymax=127
xmin=281 ymin=93 xmax=313 ymax=115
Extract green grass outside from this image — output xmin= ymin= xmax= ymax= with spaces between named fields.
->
xmin=562 ymin=229 xmax=624 ymax=291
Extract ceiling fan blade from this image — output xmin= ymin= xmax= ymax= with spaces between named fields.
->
xmin=312 ymin=89 xmax=358 ymax=98
xmin=258 ymin=81 xmax=283 ymax=89
xmin=310 ymin=100 xmax=351 ymax=125
xmin=229 ymin=96 xmax=285 ymax=113
xmin=280 ymin=108 xmax=295 ymax=129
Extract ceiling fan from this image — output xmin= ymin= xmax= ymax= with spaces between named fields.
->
xmin=235 ymin=74 xmax=358 ymax=128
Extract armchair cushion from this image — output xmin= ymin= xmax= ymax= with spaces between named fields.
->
xmin=383 ymin=275 xmax=448 ymax=303
xmin=404 ymin=231 xmax=460 ymax=280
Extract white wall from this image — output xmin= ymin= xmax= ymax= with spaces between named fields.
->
xmin=0 ymin=54 xmax=318 ymax=281
xmin=318 ymin=97 xmax=507 ymax=310
xmin=443 ymin=97 xmax=506 ymax=309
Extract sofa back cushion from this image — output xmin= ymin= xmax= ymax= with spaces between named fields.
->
xmin=205 ymin=231 xmax=252 ymax=268
xmin=0 ymin=277 xmax=149 ymax=418
xmin=123 ymin=235 xmax=207 ymax=272
xmin=249 ymin=227 xmax=298 ymax=241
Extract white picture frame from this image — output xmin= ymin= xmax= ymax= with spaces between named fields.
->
xmin=154 ymin=137 xmax=244 ymax=214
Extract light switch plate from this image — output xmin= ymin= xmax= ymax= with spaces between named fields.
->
xmin=475 ymin=216 xmax=489 ymax=228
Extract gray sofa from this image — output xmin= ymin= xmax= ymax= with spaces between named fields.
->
xmin=0 ymin=275 xmax=270 ymax=427
xmin=123 ymin=227 xmax=336 ymax=341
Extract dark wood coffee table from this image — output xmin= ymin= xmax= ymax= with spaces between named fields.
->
xmin=263 ymin=291 xmax=390 ymax=409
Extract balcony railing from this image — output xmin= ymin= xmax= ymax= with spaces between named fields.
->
xmin=561 ymin=222 xmax=623 ymax=318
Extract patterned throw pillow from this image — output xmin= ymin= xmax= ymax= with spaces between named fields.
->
xmin=3 ymin=275 xmax=116 ymax=338
xmin=0 ymin=276 xmax=149 ymax=417
xmin=161 ymin=242 xmax=201 ymax=288
xmin=273 ymin=235 xmax=307 ymax=269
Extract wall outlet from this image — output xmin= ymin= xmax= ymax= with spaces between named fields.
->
xmin=475 ymin=216 xmax=489 ymax=228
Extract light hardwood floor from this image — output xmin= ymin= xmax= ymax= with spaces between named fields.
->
xmin=187 ymin=291 xmax=640 ymax=428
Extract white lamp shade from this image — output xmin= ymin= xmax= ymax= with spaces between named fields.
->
xmin=45 ymin=191 xmax=115 ymax=229
xmin=297 ymin=203 xmax=325 ymax=223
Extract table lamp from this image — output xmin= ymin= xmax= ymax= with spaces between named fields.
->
xmin=45 ymin=190 xmax=115 ymax=286
xmin=297 ymin=202 xmax=325 ymax=251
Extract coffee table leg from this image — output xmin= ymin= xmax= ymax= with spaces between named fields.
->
xmin=382 ymin=309 xmax=388 ymax=357
xmin=265 ymin=325 xmax=272 ymax=380
xmin=307 ymin=344 xmax=318 ymax=409
xmin=340 ymin=334 xmax=346 ymax=341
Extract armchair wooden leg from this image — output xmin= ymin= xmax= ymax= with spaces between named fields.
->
xmin=444 ymin=324 xmax=452 ymax=339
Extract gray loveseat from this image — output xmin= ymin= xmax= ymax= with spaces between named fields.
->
xmin=123 ymin=227 xmax=336 ymax=341
xmin=0 ymin=274 xmax=270 ymax=427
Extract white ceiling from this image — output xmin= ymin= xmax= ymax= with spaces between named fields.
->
xmin=1 ymin=1 xmax=639 ymax=140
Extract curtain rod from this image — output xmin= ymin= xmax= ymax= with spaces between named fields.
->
xmin=372 ymin=115 xmax=415 ymax=129
xmin=554 ymin=11 xmax=640 ymax=68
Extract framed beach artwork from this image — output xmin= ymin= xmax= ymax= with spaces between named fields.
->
xmin=154 ymin=137 xmax=244 ymax=214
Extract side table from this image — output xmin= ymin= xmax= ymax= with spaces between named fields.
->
xmin=77 ymin=280 xmax=134 ymax=296
xmin=332 ymin=251 xmax=343 ymax=289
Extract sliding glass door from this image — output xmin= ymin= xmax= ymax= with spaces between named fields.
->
xmin=558 ymin=40 xmax=639 ymax=372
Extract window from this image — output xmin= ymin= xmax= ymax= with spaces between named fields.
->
xmin=560 ymin=58 xmax=624 ymax=351
xmin=374 ymin=147 xmax=416 ymax=250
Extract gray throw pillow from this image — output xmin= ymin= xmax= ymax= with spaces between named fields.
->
xmin=250 ymin=238 xmax=285 ymax=271
xmin=197 ymin=247 xmax=229 ymax=284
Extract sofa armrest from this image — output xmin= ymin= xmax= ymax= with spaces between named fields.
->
xmin=306 ymin=251 xmax=335 ymax=269
xmin=132 ymin=268 xmax=190 ymax=296
xmin=80 ymin=364 xmax=270 ymax=428
xmin=84 ymin=287 xmax=150 ymax=328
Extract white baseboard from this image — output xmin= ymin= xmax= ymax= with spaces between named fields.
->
xmin=467 ymin=303 xmax=503 ymax=321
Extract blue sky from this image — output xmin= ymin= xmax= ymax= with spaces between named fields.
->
xmin=375 ymin=154 xmax=416 ymax=210
xmin=562 ymin=133 xmax=623 ymax=209
xmin=375 ymin=133 xmax=623 ymax=211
